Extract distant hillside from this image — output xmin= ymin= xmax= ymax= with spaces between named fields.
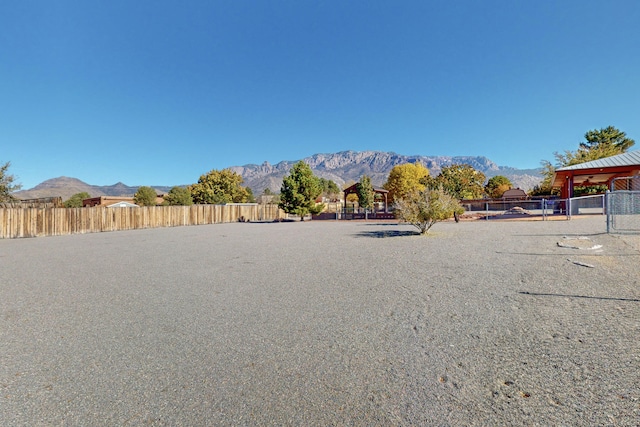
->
xmin=231 ymin=150 xmax=542 ymax=194
xmin=13 ymin=151 xmax=542 ymax=201
xmin=13 ymin=177 xmax=173 ymax=201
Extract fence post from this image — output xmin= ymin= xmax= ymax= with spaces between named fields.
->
xmin=606 ymin=190 xmax=611 ymax=233
xmin=542 ymin=198 xmax=546 ymax=221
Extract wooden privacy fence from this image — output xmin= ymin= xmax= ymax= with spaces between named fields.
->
xmin=0 ymin=204 xmax=284 ymax=239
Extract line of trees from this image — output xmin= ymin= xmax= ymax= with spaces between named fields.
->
xmin=4 ymin=125 xmax=634 ymax=234
xmin=0 ymin=155 xmax=536 ymax=235
xmin=278 ymin=161 xmax=324 ymax=220
xmin=60 ymin=168 xmax=256 ymax=208
xmin=381 ymin=161 xmax=514 ymax=203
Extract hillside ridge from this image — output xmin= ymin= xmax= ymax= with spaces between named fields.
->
xmin=13 ymin=177 xmax=174 ymax=201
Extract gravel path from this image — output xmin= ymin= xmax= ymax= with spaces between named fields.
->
xmin=1 ymin=217 xmax=638 ymax=426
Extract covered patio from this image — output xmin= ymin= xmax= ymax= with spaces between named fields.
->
xmin=342 ymin=183 xmax=389 ymax=213
xmin=552 ymin=150 xmax=640 ymax=198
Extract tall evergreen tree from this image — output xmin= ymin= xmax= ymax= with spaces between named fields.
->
xmin=356 ymin=175 xmax=374 ymax=211
xmin=278 ymin=161 xmax=324 ymax=220
xmin=318 ymin=178 xmax=341 ymax=199
xmin=580 ymin=126 xmax=634 ymax=153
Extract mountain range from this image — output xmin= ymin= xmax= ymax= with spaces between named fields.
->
xmin=14 ymin=150 xmax=542 ymax=201
xmin=231 ymin=151 xmax=542 ymax=194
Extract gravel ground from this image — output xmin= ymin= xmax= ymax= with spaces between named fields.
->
xmin=1 ymin=216 xmax=638 ymax=426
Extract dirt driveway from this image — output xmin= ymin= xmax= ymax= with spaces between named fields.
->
xmin=1 ymin=217 xmax=638 ymax=425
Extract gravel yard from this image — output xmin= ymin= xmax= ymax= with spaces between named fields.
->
xmin=1 ymin=217 xmax=638 ymax=426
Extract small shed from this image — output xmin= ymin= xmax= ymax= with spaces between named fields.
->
xmin=501 ymin=188 xmax=528 ymax=200
xmin=106 ymin=201 xmax=139 ymax=208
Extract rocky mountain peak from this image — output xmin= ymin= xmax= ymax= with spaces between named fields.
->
xmin=235 ymin=150 xmax=540 ymax=194
xmin=13 ymin=150 xmax=541 ymax=201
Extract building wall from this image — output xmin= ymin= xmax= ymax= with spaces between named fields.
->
xmin=83 ymin=195 xmax=165 ymax=207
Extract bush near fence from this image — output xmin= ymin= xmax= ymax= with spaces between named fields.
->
xmin=0 ymin=204 xmax=284 ymax=239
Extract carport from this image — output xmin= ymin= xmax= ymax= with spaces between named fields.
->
xmin=552 ymin=150 xmax=640 ymax=198
xmin=343 ymin=183 xmax=389 ymax=213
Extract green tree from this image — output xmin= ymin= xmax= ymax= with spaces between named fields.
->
xmin=261 ymin=188 xmax=280 ymax=203
xmin=0 ymin=161 xmax=21 ymax=204
xmin=580 ymin=125 xmax=634 ymax=153
xmin=318 ymin=178 xmax=341 ymax=199
xmin=63 ymin=192 xmax=91 ymax=208
xmin=394 ymin=188 xmax=464 ymax=235
xmin=427 ymin=164 xmax=485 ymax=199
xmin=162 ymin=186 xmax=193 ymax=206
xmin=278 ymin=161 xmax=324 ymax=220
xmin=356 ymin=175 xmax=374 ymax=211
xmin=383 ymin=163 xmax=429 ymax=203
xmin=245 ymin=187 xmax=256 ymax=203
xmin=133 ymin=186 xmax=158 ymax=206
xmin=260 ymin=188 xmax=280 ymax=206
xmin=189 ymin=168 xmax=251 ymax=204
xmin=484 ymin=176 xmax=512 ymax=199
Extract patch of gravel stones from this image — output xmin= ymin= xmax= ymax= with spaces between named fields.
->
xmin=1 ymin=216 xmax=638 ymax=425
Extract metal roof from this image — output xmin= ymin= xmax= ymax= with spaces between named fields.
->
xmin=556 ymin=150 xmax=640 ymax=171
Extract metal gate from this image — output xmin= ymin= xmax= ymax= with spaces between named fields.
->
xmin=607 ymin=176 xmax=640 ymax=233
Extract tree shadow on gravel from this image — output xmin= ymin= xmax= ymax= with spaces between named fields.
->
xmin=519 ymin=291 xmax=640 ymax=302
xmin=354 ymin=230 xmax=420 ymax=238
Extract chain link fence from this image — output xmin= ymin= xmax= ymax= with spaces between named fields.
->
xmin=567 ymin=194 xmax=605 ymax=216
xmin=460 ymin=195 xmax=611 ymax=221
xmin=460 ymin=198 xmax=567 ymax=220
xmin=607 ymin=176 xmax=640 ymax=233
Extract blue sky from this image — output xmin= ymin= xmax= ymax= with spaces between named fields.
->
xmin=2 ymin=1 xmax=639 ymax=189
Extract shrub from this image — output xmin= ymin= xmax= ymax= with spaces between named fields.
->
xmin=394 ymin=188 xmax=464 ymax=235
